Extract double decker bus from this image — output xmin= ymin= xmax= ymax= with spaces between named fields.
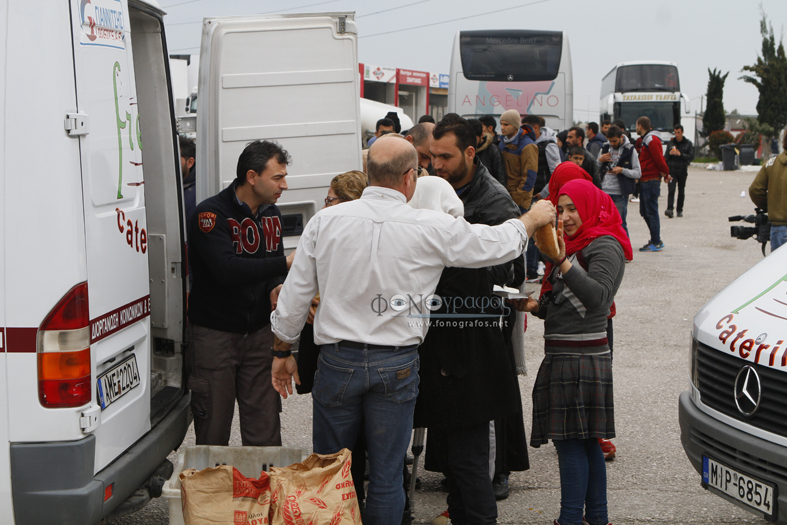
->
xmin=600 ymin=61 xmax=692 ymax=141
xmin=448 ymin=30 xmax=573 ymax=132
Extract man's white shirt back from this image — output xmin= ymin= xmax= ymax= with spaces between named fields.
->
xmin=270 ymin=185 xmax=529 ymax=347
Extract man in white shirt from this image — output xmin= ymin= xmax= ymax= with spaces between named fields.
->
xmin=269 ymin=135 xmax=555 ymax=525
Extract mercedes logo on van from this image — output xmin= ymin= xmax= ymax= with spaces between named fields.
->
xmin=507 ymin=74 xmax=514 ymax=81
xmin=734 ymin=365 xmax=762 ymax=417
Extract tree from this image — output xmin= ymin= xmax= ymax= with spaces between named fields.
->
xmin=702 ymin=68 xmax=728 ymax=138
xmin=740 ymin=10 xmax=787 ymax=141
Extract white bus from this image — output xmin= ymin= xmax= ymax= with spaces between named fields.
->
xmin=448 ymin=30 xmax=573 ymax=132
xmin=600 ymin=61 xmax=692 ymax=141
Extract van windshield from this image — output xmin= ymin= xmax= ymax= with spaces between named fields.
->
xmin=460 ymin=30 xmax=562 ymax=82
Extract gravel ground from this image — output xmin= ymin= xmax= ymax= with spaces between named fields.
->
xmin=109 ymin=165 xmax=773 ymax=524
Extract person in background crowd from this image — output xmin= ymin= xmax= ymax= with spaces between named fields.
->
xmin=556 ymin=130 xmax=569 ymax=162
xmin=750 ymin=129 xmax=787 ymax=251
xmin=367 ymin=118 xmax=395 ymax=148
xmin=479 ymin=115 xmax=501 ymax=148
xmin=567 ymin=146 xmax=587 ymax=167
xmin=612 ymin=118 xmax=639 ymax=204
xmin=635 ymin=116 xmax=671 ymax=252
xmin=526 ymin=178 xmax=632 ymax=525
xmin=522 ymin=114 xmax=561 ymax=282
xmin=405 ymin=123 xmax=436 ymax=172
xmin=499 ymin=109 xmax=538 ymax=212
xmin=664 ymin=124 xmax=695 ymax=218
xmin=586 ymin=122 xmax=607 ymax=159
xmin=188 ymin=140 xmax=295 ymax=447
xmin=419 ymin=114 xmax=436 ymax=124
xmin=600 ymin=120 xmax=612 ymax=138
xmin=270 ymin=134 xmax=557 ymax=525
xmin=469 ymin=118 xmax=507 ymax=185
xmin=179 ymin=135 xmax=197 ymax=226
xmin=419 ymin=113 xmax=528 ymax=524
xmin=566 ymin=127 xmax=601 ymax=187
xmin=598 ymin=125 xmax=641 ymax=238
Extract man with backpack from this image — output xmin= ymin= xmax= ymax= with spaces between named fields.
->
xmin=598 ymin=125 xmax=641 ymax=238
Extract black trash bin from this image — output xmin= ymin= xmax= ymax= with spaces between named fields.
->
xmin=739 ymin=144 xmax=755 ymax=166
xmin=720 ymin=144 xmax=738 ymax=171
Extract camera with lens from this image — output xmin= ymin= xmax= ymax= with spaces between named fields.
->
xmin=729 ymin=208 xmax=770 ymax=255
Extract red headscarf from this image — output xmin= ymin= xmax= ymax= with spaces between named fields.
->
xmin=558 ymin=179 xmax=633 ymax=261
xmin=547 ymin=162 xmax=593 ymax=205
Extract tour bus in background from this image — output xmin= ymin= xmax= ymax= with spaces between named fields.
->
xmin=448 ymin=29 xmax=573 ymax=132
xmin=600 ymin=61 xmax=693 ymax=143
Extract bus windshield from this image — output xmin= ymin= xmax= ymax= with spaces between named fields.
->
xmin=616 ymin=102 xmax=679 ymax=132
xmin=460 ymin=30 xmax=562 ymax=82
xmin=616 ymin=64 xmax=679 ymax=92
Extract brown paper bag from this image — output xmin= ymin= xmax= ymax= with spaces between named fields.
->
xmin=269 ymin=448 xmax=361 ymax=525
xmin=180 ymin=465 xmax=271 ymax=525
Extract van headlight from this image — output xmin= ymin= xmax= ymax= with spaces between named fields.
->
xmin=690 ymin=333 xmax=699 ymax=388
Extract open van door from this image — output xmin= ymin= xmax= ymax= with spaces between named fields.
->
xmin=196 ymin=13 xmax=362 ymax=250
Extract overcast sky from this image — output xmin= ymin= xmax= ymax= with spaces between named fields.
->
xmin=161 ymin=0 xmax=787 ymax=121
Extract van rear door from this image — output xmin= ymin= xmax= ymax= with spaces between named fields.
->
xmin=70 ymin=0 xmax=151 ymax=472
xmin=196 ymin=12 xmax=362 ymax=250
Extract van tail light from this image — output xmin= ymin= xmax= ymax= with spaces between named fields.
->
xmin=38 ymin=282 xmax=92 ymax=408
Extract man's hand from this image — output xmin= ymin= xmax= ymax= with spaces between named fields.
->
xmin=611 ymin=167 xmax=623 ymax=175
xmin=272 ymin=355 xmax=300 ymax=399
xmin=270 ymin=284 xmax=283 ymax=312
xmin=520 ymin=199 xmax=556 ymax=237
xmin=286 ymin=250 xmax=296 ymax=271
xmin=662 ymin=173 xmax=673 ymax=184
xmin=598 ymin=152 xmax=612 ymax=163
xmin=670 ymin=148 xmax=680 ymax=156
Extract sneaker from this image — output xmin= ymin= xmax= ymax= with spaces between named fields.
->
xmin=431 ymin=510 xmax=449 ymax=525
xmin=492 ymin=473 xmax=509 ymax=500
xmin=526 ymin=273 xmax=542 ymax=284
xmin=639 ymin=243 xmax=663 ymax=252
xmin=677 ymin=211 xmax=683 ymax=217
xmin=630 ymin=196 xmax=639 ymax=203
xmin=537 ymin=260 xmax=546 ymax=276
xmin=664 ymin=208 xmax=674 ymax=218
xmin=599 ymin=438 xmax=616 ymax=460
xmin=582 ymin=518 xmax=613 ymax=525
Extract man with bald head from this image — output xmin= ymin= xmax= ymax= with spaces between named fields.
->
xmin=270 ymin=135 xmax=556 ymax=524
xmin=405 ymin=122 xmax=435 ymax=171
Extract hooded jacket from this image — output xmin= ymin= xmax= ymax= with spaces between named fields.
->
xmin=586 ymin=133 xmax=607 ymax=159
xmin=750 ymin=152 xmax=787 ymax=226
xmin=499 ymin=126 xmax=538 ymax=210
xmin=476 ymin=131 xmax=507 ymax=186
xmin=635 ymin=130 xmax=670 ymax=182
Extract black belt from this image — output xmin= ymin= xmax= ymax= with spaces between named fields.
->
xmin=335 ymin=340 xmax=418 ymax=351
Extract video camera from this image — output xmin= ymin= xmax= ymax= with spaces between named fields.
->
xmin=729 ymin=208 xmax=770 ymax=256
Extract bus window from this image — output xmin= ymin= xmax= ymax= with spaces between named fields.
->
xmin=460 ymin=30 xmax=562 ymax=82
xmin=616 ymin=64 xmax=680 ymax=92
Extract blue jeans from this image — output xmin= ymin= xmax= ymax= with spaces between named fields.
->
xmin=772 ymin=225 xmax=787 ymax=252
xmin=312 ymin=343 xmax=419 ymax=525
xmin=553 ymin=439 xmax=609 ymax=525
xmin=639 ymin=179 xmax=661 ymax=245
xmin=609 ymin=194 xmax=629 ymax=238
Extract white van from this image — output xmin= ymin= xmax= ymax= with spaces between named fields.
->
xmin=0 ymin=2 xmax=360 ymax=523
xmin=680 ymin=246 xmax=787 ymax=523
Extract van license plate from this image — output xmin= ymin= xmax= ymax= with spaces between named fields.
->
xmin=703 ymin=456 xmax=775 ymax=517
xmin=97 ymin=355 xmax=141 ymax=410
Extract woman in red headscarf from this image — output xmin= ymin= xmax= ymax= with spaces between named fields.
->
xmin=524 ymin=179 xmax=632 ymax=525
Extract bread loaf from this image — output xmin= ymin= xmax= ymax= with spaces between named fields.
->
xmin=534 ymin=222 xmax=560 ymax=260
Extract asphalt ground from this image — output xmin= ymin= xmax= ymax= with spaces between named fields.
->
xmin=109 ymin=165 xmax=773 ymax=524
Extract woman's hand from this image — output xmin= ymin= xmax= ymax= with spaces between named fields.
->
xmin=555 ymin=220 xmax=566 ymax=262
xmin=306 ymin=295 xmax=320 ymax=325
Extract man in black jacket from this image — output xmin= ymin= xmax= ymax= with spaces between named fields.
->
xmin=188 ymin=140 xmax=295 ymax=446
xmin=469 ymin=118 xmax=507 ymax=186
xmin=417 ymin=114 xmax=527 ymax=524
xmin=664 ymin=124 xmax=695 ymax=218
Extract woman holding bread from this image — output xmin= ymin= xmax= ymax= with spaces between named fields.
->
xmin=525 ymin=178 xmax=632 ymax=525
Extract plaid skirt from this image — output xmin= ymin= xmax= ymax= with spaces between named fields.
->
xmin=530 ymin=353 xmax=615 ymax=447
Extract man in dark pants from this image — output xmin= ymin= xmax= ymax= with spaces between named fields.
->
xmin=664 ymin=124 xmax=694 ymax=218
xmin=187 ymin=140 xmax=295 ymax=446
